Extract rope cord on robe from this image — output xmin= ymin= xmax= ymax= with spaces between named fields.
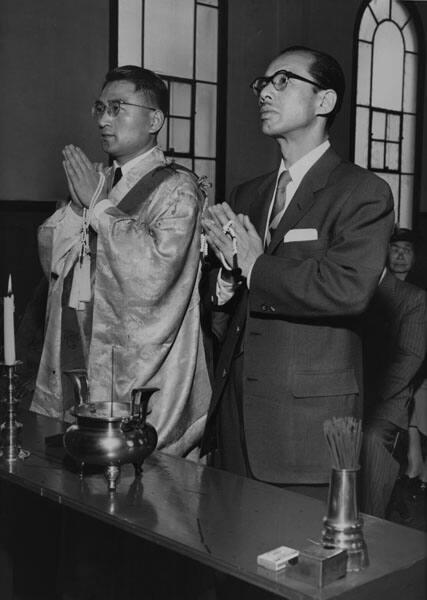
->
xmin=69 ymin=172 xmax=106 ymax=310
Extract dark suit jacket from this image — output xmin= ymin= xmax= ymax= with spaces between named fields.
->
xmin=363 ymin=270 xmax=427 ymax=429
xmin=202 ymin=147 xmax=394 ymax=484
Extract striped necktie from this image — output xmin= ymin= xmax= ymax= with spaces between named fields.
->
xmin=269 ymin=170 xmax=292 ymax=227
xmin=265 ymin=170 xmax=292 ymax=246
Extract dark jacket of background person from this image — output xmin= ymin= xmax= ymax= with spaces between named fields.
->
xmin=361 ymin=270 xmax=427 ymax=518
xmin=363 ymin=270 xmax=427 ymax=429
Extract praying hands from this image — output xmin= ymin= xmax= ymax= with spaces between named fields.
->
xmin=201 ymin=202 xmax=264 ymax=279
xmin=62 ymin=145 xmax=106 ymax=210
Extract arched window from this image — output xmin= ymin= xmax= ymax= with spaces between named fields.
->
xmin=353 ymin=0 xmax=421 ymax=227
xmin=112 ymin=0 xmax=225 ymax=204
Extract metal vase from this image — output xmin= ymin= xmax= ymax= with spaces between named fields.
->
xmin=321 ymin=467 xmax=369 ymax=572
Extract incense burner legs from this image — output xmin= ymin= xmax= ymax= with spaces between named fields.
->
xmin=0 ymin=362 xmax=30 ymax=461
xmin=321 ymin=467 xmax=369 ymax=572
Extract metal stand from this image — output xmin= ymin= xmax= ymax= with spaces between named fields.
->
xmin=0 ymin=361 xmax=30 ymax=461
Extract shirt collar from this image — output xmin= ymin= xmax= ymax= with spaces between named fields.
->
xmin=113 ymin=145 xmax=158 ymax=176
xmin=277 ymin=139 xmax=330 ymax=184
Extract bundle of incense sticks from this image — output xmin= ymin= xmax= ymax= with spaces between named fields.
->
xmin=323 ymin=416 xmax=363 ymax=469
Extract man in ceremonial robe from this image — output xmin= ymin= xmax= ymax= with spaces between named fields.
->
xmin=201 ymin=46 xmax=394 ymax=488
xmin=32 ymin=66 xmax=211 ymax=456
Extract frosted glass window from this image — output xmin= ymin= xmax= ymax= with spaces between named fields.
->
xmin=400 ymin=176 xmax=414 ymax=228
xmin=174 ymin=157 xmax=193 ymax=171
xmin=403 ymin=53 xmax=418 ymax=113
xmin=195 ymin=84 xmax=217 ymax=158
xmin=118 ymin=0 xmax=142 ymax=66
xmin=355 ymin=107 xmax=369 ymax=167
xmin=356 ymin=42 xmax=372 ymax=105
xmin=370 ymin=0 xmax=390 ymax=22
xmin=371 ymin=142 xmax=384 ymax=169
xmin=169 ymin=118 xmax=191 ymax=154
xmin=403 ymin=19 xmax=418 ymax=52
xmin=359 ymin=8 xmax=377 ymax=41
xmin=354 ymin=0 xmax=420 ymax=227
xmin=372 ymin=23 xmax=404 ymax=111
xmin=144 ymin=0 xmax=194 ymax=78
xmin=170 ymin=82 xmax=192 ymax=117
xmin=372 ymin=111 xmax=385 ymax=139
xmin=378 ymin=172 xmax=399 ymax=209
xmin=195 ymin=159 xmax=216 ymax=205
xmin=401 ymin=114 xmax=416 ymax=173
xmin=157 ymin=108 xmax=192 ymax=155
xmin=196 ymin=5 xmax=218 ymax=82
xmin=391 ymin=1 xmax=410 ymax=28
xmin=385 ymin=143 xmax=399 ymax=171
xmin=387 ymin=114 xmax=400 ymax=142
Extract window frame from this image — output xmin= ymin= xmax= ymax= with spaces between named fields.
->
xmin=350 ymin=0 xmax=424 ymax=227
xmin=109 ymin=0 xmax=227 ymax=204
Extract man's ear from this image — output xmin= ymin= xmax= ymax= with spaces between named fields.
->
xmin=317 ymin=89 xmax=337 ymax=118
xmin=149 ymin=109 xmax=165 ymax=135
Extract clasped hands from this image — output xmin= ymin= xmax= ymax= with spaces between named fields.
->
xmin=62 ymin=145 xmax=107 ymax=211
xmin=202 ymin=203 xmax=263 ymax=280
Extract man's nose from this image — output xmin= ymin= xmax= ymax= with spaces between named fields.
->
xmin=259 ymin=83 xmax=274 ymax=104
xmin=97 ymin=111 xmax=113 ymax=127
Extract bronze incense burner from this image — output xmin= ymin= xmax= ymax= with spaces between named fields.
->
xmin=63 ymin=370 xmax=158 ymax=491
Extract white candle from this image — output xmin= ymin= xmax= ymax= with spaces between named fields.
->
xmin=3 ymin=274 xmax=16 ymax=365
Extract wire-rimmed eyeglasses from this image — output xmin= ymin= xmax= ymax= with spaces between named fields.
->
xmin=91 ymin=99 xmax=157 ymax=119
xmin=250 ymin=69 xmax=324 ymax=97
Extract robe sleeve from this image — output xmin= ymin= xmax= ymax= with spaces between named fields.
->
xmin=38 ymin=204 xmax=82 ymax=279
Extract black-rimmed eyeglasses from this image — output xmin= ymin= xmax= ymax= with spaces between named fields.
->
xmin=91 ymin=99 xmax=157 ymax=119
xmin=250 ymin=69 xmax=324 ymax=97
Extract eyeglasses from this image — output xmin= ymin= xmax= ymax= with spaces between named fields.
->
xmin=91 ymin=99 xmax=157 ymax=119
xmin=250 ymin=69 xmax=324 ymax=97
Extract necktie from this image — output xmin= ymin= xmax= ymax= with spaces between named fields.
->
xmin=112 ymin=167 xmax=122 ymax=187
xmin=269 ymin=170 xmax=292 ymax=227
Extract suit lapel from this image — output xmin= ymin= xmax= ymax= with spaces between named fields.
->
xmin=267 ymin=147 xmax=342 ymax=253
xmin=248 ymin=172 xmax=277 ymax=238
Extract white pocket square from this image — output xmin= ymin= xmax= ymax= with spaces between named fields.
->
xmin=283 ymin=228 xmax=318 ymax=243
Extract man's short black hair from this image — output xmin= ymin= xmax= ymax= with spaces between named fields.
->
xmin=279 ymin=45 xmax=345 ymax=128
xmin=103 ymin=65 xmax=169 ymax=116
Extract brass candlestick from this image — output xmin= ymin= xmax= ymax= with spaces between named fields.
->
xmin=0 ymin=361 xmax=30 ymax=461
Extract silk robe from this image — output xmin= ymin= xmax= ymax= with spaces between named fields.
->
xmin=32 ymin=147 xmax=211 ymax=456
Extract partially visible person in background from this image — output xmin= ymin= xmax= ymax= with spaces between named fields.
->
xmin=388 ymin=227 xmax=416 ymax=282
xmin=388 ymin=228 xmax=427 ymax=499
xmin=406 ymin=374 xmax=427 ymax=497
xmin=362 ymin=227 xmax=427 ymax=519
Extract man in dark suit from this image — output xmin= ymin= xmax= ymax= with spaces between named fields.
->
xmin=361 ymin=229 xmax=427 ymax=518
xmin=201 ymin=45 xmax=394 ymax=491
